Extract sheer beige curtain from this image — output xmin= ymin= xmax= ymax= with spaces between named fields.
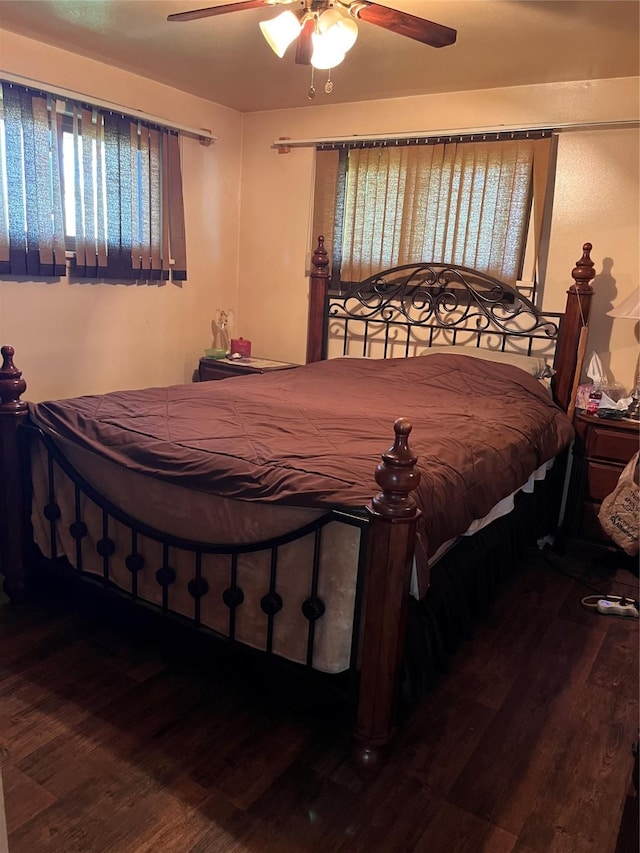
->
xmin=314 ymin=135 xmax=552 ymax=286
xmin=312 ymin=147 xmax=340 ymax=285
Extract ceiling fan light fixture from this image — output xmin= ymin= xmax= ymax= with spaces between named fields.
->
xmin=168 ymin=0 xmax=457 ymax=99
xmin=318 ymin=8 xmax=358 ymax=53
xmin=259 ymin=10 xmax=302 ymax=58
xmin=310 ymin=29 xmax=346 ymax=70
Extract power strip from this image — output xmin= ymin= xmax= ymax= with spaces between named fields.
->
xmin=596 ymin=599 xmax=639 ymax=618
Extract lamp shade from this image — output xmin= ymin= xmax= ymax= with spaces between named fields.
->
xmin=311 ymin=30 xmax=346 ymax=69
xmin=259 ymin=10 xmax=301 ymax=58
xmin=318 ymin=8 xmax=358 ymax=53
xmin=607 ymin=288 xmax=640 ymax=320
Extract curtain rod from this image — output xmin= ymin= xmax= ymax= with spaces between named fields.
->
xmin=272 ymin=119 xmax=639 ymax=149
xmin=0 ymin=71 xmax=217 ymax=144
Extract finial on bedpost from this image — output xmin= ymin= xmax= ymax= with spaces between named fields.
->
xmin=306 ymin=235 xmax=330 ymax=365
xmin=372 ymin=418 xmax=421 ymax=518
xmin=353 ymin=418 xmax=421 ymax=776
xmin=552 ymin=242 xmax=596 ymax=414
xmin=312 ymin=235 xmax=329 ymax=278
xmin=0 ymin=345 xmax=27 ymax=412
xmin=571 ymin=243 xmax=595 ymax=291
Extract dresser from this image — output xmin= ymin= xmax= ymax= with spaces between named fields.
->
xmin=567 ymin=412 xmax=639 ymax=544
xmin=198 ymin=356 xmax=299 ymax=382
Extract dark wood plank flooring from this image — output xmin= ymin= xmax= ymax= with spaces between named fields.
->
xmin=1 ymin=542 xmax=637 ymax=852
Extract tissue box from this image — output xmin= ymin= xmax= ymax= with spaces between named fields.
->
xmin=230 ymin=337 xmax=252 ymax=357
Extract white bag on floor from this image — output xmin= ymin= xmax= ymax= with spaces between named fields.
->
xmin=598 ymin=452 xmax=639 ymax=556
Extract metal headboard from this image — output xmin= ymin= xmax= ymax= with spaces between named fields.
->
xmin=327 ymin=263 xmax=563 ymax=361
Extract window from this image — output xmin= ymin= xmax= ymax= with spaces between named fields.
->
xmin=312 ymin=132 xmax=554 ymax=291
xmin=0 ymin=81 xmax=187 ymax=281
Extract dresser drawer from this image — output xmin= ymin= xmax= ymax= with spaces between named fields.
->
xmin=586 ymin=461 xmax=625 ymax=501
xmin=585 ymin=425 xmax=638 ymax=464
xmin=568 ymin=414 xmax=639 ymax=546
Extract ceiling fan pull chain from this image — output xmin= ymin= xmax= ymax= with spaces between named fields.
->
xmin=325 ymin=69 xmax=334 ymax=95
xmin=308 ymin=66 xmax=316 ymax=100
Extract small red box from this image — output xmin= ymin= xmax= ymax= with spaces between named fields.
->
xmin=230 ymin=337 xmax=252 ymax=357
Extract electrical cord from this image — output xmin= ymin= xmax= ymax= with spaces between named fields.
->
xmin=580 ymin=593 xmax=639 ymax=617
xmin=541 ymin=547 xmax=639 ymax=596
xmin=540 ymin=547 xmax=639 ymax=616
xmin=580 ymin=593 xmax=639 ymax=610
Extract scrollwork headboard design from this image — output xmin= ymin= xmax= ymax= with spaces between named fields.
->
xmin=305 ymin=236 xmax=597 ymax=414
xmin=327 ymin=262 xmax=562 ymax=360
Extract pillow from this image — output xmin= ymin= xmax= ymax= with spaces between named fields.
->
xmin=419 ymin=345 xmax=553 ymax=379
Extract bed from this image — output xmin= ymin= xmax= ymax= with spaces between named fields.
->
xmin=0 ymin=238 xmax=597 ymax=772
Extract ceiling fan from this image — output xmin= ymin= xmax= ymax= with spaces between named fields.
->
xmin=167 ymin=1 xmax=457 ymax=88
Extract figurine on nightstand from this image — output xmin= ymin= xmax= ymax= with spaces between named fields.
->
xmin=215 ymin=310 xmax=231 ymax=353
xmin=205 ymin=310 xmax=232 ymax=360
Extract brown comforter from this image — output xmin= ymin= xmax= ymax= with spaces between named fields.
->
xmin=29 ymin=354 xmax=574 ymax=559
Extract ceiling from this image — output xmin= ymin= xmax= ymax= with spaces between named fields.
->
xmin=0 ymin=0 xmax=638 ymax=113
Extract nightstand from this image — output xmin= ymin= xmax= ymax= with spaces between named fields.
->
xmin=566 ymin=412 xmax=639 ymax=544
xmin=198 ymin=356 xmax=299 ymax=382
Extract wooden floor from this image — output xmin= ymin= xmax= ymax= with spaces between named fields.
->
xmin=1 ymin=542 xmax=638 ymax=852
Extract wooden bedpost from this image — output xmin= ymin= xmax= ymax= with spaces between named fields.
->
xmin=0 ymin=345 xmax=30 ymax=601
xmin=306 ymin=235 xmax=330 ymax=364
xmin=353 ymin=417 xmax=421 ymax=775
xmin=552 ymin=243 xmax=596 ymax=413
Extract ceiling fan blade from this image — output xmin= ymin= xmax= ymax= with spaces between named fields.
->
xmin=168 ymin=1 xmax=280 ymax=23
xmin=295 ymin=17 xmax=314 ymax=65
xmin=348 ymin=1 xmax=456 ymax=48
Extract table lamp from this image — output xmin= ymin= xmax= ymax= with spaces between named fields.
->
xmin=608 ymin=288 xmax=640 ymax=419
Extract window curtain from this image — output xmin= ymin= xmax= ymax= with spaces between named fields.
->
xmin=69 ymin=108 xmax=187 ymax=282
xmin=314 ymin=134 xmax=552 ymax=286
xmin=311 ymin=147 xmax=345 ymax=290
xmin=0 ymin=81 xmax=187 ymax=282
xmin=0 ymin=83 xmax=66 ymax=276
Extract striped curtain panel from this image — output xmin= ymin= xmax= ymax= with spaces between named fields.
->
xmin=0 ymin=84 xmax=66 ymax=276
xmin=0 ymin=81 xmax=187 ymax=282
xmin=69 ymin=109 xmax=187 ymax=282
xmin=315 ymin=135 xmax=552 ymax=287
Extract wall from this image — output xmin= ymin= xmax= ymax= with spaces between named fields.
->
xmin=1 ymin=29 xmax=638 ymax=399
xmin=0 ymin=29 xmax=244 ymax=401
xmin=238 ymin=78 xmax=640 ymax=392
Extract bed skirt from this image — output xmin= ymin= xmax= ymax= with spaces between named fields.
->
xmin=401 ymin=469 xmax=560 ymax=709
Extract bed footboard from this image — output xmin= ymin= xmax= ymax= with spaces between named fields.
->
xmin=0 ymin=346 xmax=422 ymax=773
xmin=0 ymin=346 xmax=30 ymax=601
